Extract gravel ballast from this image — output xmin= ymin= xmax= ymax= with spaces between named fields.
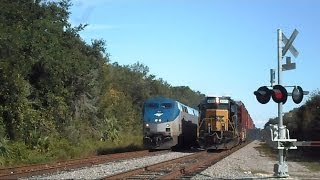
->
xmin=29 ymin=151 xmax=193 ymax=179
xmin=27 ymin=141 xmax=320 ymax=179
xmin=193 ymin=140 xmax=320 ymax=179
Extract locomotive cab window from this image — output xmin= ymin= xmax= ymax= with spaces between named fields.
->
xmin=161 ymin=103 xmax=173 ymax=109
xmin=181 ymin=106 xmax=188 ymax=113
xmin=231 ymin=105 xmax=236 ymax=114
xmin=204 ymin=103 xmax=229 ymax=110
xmin=147 ymin=103 xmax=159 ymax=109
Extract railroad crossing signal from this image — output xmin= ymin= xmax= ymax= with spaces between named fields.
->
xmin=273 ymin=28 xmax=304 ymax=178
xmin=254 ymin=85 xmax=306 ymax=104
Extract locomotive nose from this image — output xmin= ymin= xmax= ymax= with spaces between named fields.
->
xmin=154 ymin=111 xmax=163 ymax=117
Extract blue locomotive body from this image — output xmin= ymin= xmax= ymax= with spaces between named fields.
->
xmin=143 ymin=97 xmax=199 ymax=149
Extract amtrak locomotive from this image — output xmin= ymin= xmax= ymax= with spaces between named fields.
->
xmin=143 ymin=97 xmax=199 ymax=149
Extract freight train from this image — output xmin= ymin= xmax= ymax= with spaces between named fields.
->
xmin=143 ymin=96 xmax=255 ymax=150
xmin=198 ymin=96 xmax=255 ymax=150
xmin=142 ymin=97 xmax=199 ymax=149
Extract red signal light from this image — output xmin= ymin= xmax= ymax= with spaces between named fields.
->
xmin=274 ymin=92 xmax=283 ymax=99
xmin=272 ymin=85 xmax=288 ymax=104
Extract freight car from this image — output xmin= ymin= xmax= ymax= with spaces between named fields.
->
xmin=197 ymin=96 xmax=255 ymax=150
xmin=143 ymin=97 xmax=199 ymax=150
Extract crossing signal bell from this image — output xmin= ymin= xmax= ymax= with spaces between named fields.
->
xmin=254 ymin=85 xmax=288 ymax=104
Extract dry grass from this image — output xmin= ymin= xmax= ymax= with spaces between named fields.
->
xmin=255 ymin=142 xmax=320 ymax=172
xmin=253 ymin=142 xmax=277 ymax=160
xmin=287 ymin=148 xmax=320 ymax=172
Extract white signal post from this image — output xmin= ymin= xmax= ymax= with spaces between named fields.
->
xmin=274 ymin=29 xmax=299 ymax=177
xmin=276 ymin=29 xmax=286 ymax=178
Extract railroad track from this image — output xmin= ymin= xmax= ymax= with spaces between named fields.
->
xmin=0 ymin=150 xmax=167 ymax=179
xmin=1 ymin=142 xmax=250 ymax=179
xmin=104 ymin=142 xmax=249 ymax=179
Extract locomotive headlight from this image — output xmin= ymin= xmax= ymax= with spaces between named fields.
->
xmin=166 ymin=123 xmax=170 ymax=127
xmin=155 ymin=119 xmax=162 ymax=122
xmin=145 ymin=123 xmax=149 ymax=127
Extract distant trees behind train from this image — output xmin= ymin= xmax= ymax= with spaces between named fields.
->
xmin=264 ymin=91 xmax=320 ymax=141
xmin=0 ymin=0 xmax=205 ymax=164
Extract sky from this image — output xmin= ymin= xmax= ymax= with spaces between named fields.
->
xmin=68 ymin=0 xmax=320 ymax=128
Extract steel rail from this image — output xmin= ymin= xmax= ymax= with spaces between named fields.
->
xmin=0 ymin=150 xmax=165 ymax=179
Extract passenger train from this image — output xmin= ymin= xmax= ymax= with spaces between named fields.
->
xmin=143 ymin=97 xmax=199 ymax=149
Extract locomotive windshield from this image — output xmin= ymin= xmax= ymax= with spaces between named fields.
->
xmin=161 ymin=103 xmax=173 ymax=109
xmin=204 ymin=103 xmax=229 ymax=110
xmin=202 ymin=97 xmax=230 ymax=110
xmin=146 ymin=103 xmax=159 ymax=109
xmin=145 ymin=102 xmax=173 ymax=109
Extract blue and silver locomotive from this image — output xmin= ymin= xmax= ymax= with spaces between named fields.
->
xmin=143 ymin=97 xmax=199 ymax=149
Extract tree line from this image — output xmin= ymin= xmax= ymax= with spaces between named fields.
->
xmin=264 ymin=91 xmax=320 ymax=141
xmin=0 ymin=0 xmax=204 ymax=165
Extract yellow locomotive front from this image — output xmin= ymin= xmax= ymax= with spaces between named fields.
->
xmin=198 ymin=96 xmax=240 ymax=150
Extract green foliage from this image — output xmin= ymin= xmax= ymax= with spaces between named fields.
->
xmin=171 ymin=86 xmax=205 ymax=109
xmin=49 ymin=138 xmax=76 ymax=160
xmin=0 ymin=137 xmax=11 ymax=157
xmin=101 ymin=117 xmax=120 ymax=142
xmin=2 ymin=140 xmax=53 ymax=166
xmin=0 ymin=0 xmax=204 ymax=167
xmin=26 ymin=128 xmax=50 ymax=152
xmin=0 ymin=63 xmax=31 ymax=140
xmin=2 ymin=141 xmax=29 ymax=166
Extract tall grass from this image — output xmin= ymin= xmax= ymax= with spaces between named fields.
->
xmin=96 ymin=133 xmax=144 ymax=155
xmin=0 ymin=133 xmax=144 ymax=167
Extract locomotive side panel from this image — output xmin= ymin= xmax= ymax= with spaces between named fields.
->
xmin=238 ymin=102 xmax=256 ymax=141
xmin=177 ymin=103 xmax=199 ymax=148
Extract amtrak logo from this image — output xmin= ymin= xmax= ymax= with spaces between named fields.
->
xmin=154 ymin=112 xmax=163 ymax=117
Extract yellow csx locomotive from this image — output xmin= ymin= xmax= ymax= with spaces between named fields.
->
xmin=198 ymin=96 xmax=254 ymax=150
